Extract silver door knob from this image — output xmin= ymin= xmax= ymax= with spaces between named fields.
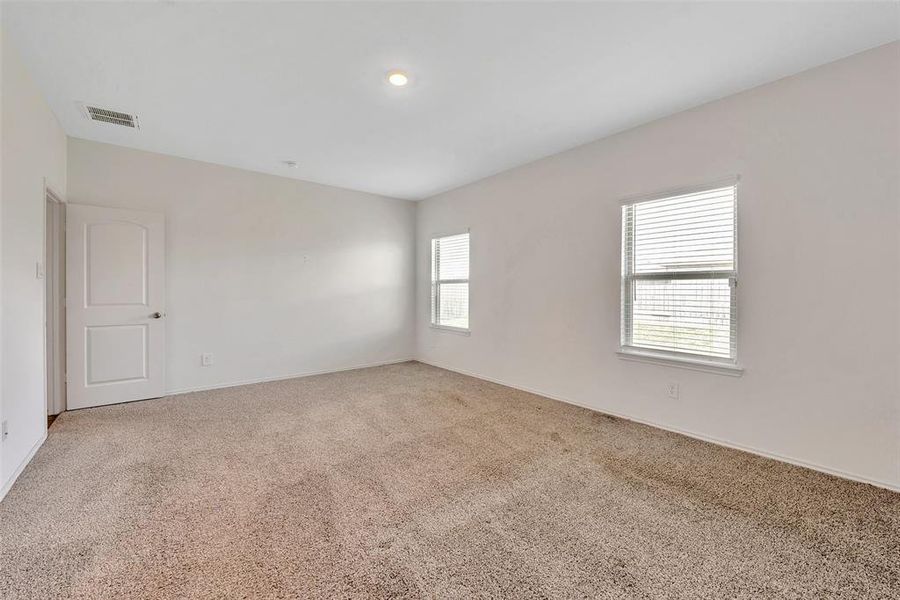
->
xmin=150 ymin=312 xmax=163 ymax=319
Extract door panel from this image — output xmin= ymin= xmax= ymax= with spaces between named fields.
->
xmin=86 ymin=222 xmax=148 ymax=306
xmin=67 ymin=204 xmax=165 ymax=409
xmin=85 ymin=325 xmax=148 ymax=385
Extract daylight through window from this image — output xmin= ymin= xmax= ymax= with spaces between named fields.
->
xmin=621 ymin=183 xmax=737 ymax=362
xmin=431 ymin=232 xmax=470 ymax=331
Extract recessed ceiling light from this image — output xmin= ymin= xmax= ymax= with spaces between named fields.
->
xmin=283 ymin=160 xmax=299 ymax=169
xmin=387 ymin=70 xmax=409 ymax=87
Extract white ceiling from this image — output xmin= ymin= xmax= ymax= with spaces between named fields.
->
xmin=3 ymin=2 xmax=898 ymax=200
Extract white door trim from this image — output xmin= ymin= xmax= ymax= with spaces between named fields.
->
xmin=44 ymin=183 xmax=66 ymax=416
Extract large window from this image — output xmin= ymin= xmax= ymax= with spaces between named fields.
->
xmin=431 ymin=232 xmax=470 ymax=331
xmin=621 ymin=182 xmax=737 ymax=364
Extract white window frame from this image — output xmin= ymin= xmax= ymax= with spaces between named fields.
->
xmin=618 ymin=178 xmax=743 ymax=376
xmin=430 ymin=230 xmax=471 ymax=334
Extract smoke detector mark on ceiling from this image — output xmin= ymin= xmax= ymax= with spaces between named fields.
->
xmin=81 ymin=104 xmax=140 ymax=129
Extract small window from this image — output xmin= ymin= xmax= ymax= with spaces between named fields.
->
xmin=621 ymin=182 xmax=737 ymax=363
xmin=431 ymin=232 xmax=470 ymax=331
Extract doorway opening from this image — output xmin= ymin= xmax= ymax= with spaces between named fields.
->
xmin=45 ymin=188 xmax=66 ymax=421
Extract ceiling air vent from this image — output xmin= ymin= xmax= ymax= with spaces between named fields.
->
xmin=82 ymin=104 xmax=140 ymax=129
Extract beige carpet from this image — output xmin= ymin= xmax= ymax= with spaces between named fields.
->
xmin=1 ymin=362 xmax=897 ymax=599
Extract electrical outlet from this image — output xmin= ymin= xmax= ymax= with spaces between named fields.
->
xmin=36 ymin=261 xmax=45 ymax=279
xmin=1 ymin=420 xmax=8 ymax=441
xmin=201 ymin=353 xmax=214 ymax=367
xmin=666 ymin=382 xmax=680 ymax=400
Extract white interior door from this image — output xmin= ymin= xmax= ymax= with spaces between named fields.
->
xmin=66 ymin=204 xmax=166 ymax=409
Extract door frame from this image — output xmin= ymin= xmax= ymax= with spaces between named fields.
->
xmin=44 ymin=182 xmax=66 ymax=416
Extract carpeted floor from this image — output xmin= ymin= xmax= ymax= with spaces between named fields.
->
xmin=1 ymin=361 xmax=897 ymax=599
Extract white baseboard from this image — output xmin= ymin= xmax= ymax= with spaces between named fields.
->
xmin=165 ymin=357 xmax=415 ymax=396
xmin=0 ymin=431 xmax=48 ymax=503
xmin=414 ymin=359 xmax=900 ymax=493
xmin=7 ymin=359 xmax=894 ymax=501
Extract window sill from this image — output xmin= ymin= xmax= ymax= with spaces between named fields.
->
xmin=617 ymin=348 xmax=743 ymax=376
xmin=430 ymin=324 xmax=471 ymax=336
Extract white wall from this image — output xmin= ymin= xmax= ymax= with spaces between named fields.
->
xmin=416 ymin=42 xmax=900 ymax=490
xmin=67 ymin=139 xmax=416 ymax=395
xmin=0 ymin=29 xmax=68 ymax=497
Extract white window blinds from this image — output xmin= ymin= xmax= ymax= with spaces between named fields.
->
xmin=431 ymin=232 xmax=470 ymax=331
xmin=621 ymin=183 xmax=737 ymax=362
